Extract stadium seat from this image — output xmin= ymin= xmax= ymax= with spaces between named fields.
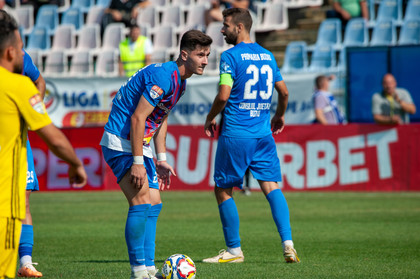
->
xmin=308 ymin=44 xmax=336 ymax=72
xmin=370 ymin=19 xmax=397 ymax=46
xmin=102 ymin=23 xmax=125 ymax=50
xmin=160 ymin=5 xmax=185 ymax=31
xmin=44 ymin=50 xmax=67 ymax=76
xmin=398 ymin=19 xmax=420 ymax=45
xmin=171 ymin=0 xmax=192 ymax=6
xmin=25 ymin=49 xmax=42 ymax=70
xmin=51 ymin=24 xmax=76 ymax=50
xmin=255 ymin=2 xmax=289 ymax=33
xmin=96 ymin=0 xmax=112 ymax=7
xmin=150 ymin=49 xmax=169 ymax=64
xmin=137 ymin=5 xmax=157 ymax=30
xmin=26 ymin=26 xmax=51 ymax=50
xmin=86 ymin=5 xmax=106 ymax=25
xmin=77 ymin=24 xmax=101 ymax=50
xmin=153 ymin=25 xmax=177 ymax=53
xmin=343 ymin=18 xmax=369 ymax=47
xmin=61 ymin=7 xmax=84 ymax=31
xmin=69 ymin=49 xmax=93 ymax=76
xmin=15 ymin=5 xmax=34 ymax=35
xmin=185 ymin=4 xmax=206 ymax=31
xmin=205 ymin=21 xmax=225 ymax=49
xmin=71 ymin=0 xmax=95 ymax=14
xmin=34 ymin=4 xmax=59 ymax=36
xmin=404 ymin=0 xmax=420 ymax=20
xmin=57 ymin=0 xmax=71 ymax=13
xmin=376 ymin=0 xmax=403 ymax=25
xmin=281 ymin=41 xmax=309 ymax=73
xmin=95 ymin=49 xmax=119 ymax=77
xmin=311 ymin=18 xmax=342 ymax=50
xmin=337 ymin=47 xmax=347 ymax=72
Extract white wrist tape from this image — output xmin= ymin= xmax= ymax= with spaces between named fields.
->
xmin=133 ymin=156 xmax=144 ymax=165
xmin=157 ymin=153 xmax=167 ymax=162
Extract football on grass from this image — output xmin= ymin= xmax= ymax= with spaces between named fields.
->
xmin=162 ymin=254 xmax=196 ymax=279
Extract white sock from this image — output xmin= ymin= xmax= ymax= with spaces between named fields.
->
xmin=131 ymin=265 xmax=147 ymax=273
xmin=282 ymin=240 xmax=294 ymax=249
xmin=20 ymin=255 xmax=32 ymax=266
xmin=146 ymin=266 xmax=156 ymax=274
xmin=227 ymin=247 xmax=242 ymax=256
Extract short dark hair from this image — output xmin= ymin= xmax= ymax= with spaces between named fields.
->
xmin=315 ymin=75 xmax=328 ymax=89
xmin=180 ymin=30 xmax=212 ymax=52
xmin=0 ymin=10 xmax=19 ymax=55
xmin=222 ymin=8 xmax=253 ymax=33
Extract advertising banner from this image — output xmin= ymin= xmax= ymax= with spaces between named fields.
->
xmin=29 ymin=124 xmax=420 ymax=191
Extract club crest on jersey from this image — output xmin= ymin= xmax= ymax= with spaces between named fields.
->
xmin=29 ymin=94 xmax=47 ymax=114
xmin=150 ymin=85 xmax=163 ymax=99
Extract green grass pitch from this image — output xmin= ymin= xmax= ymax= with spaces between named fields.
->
xmin=27 ymin=191 xmax=420 ymax=279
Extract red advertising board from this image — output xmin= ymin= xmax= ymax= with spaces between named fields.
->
xmin=28 ymin=124 xmax=420 ymax=191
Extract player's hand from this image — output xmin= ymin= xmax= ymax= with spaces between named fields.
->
xmin=68 ymin=164 xmax=88 ymax=188
xmin=156 ymin=161 xmax=176 ymax=191
xmin=271 ymin=115 xmax=285 ymax=135
xmin=204 ymin=118 xmax=217 ymax=137
xmin=130 ymin=164 xmax=147 ymax=189
xmin=390 ymin=115 xmax=402 ymax=124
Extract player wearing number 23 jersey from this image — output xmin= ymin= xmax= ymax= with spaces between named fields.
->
xmin=203 ymin=8 xmax=299 ymax=265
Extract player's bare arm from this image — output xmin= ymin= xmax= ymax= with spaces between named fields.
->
xmin=205 ymin=84 xmax=232 ymax=137
xmin=33 ymin=74 xmax=46 ymax=99
xmin=153 ymin=116 xmax=176 ymax=190
xmin=271 ymin=80 xmax=289 ymax=135
xmin=35 ymin=124 xmax=87 ymax=188
xmin=130 ymin=95 xmax=155 ymax=188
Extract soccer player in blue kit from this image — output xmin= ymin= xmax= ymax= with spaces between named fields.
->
xmin=203 ymin=8 xmax=300 ymax=264
xmin=100 ymin=30 xmax=212 ymax=279
xmin=18 ymin=50 xmax=46 ymax=278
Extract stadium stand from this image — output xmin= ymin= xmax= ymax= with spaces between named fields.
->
xmin=404 ymin=0 xmax=420 ymax=20
xmin=71 ymin=0 xmax=95 ymax=14
xmin=95 ymin=49 xmax=119 ymax=76
xmin=44 ymin=50 xmax=67 ymax=76
xmin=101 ymin=22 xmax=125 ymax=50
xmin=15 ymin=5 xmax=34 ymax=36
xmin=85 ymin=5 xmax=106 ymax=25
xmin=97 ymin=0 xmax=112 ymax=8
xmin=398 ymin=19 xmax=420 ymax=45
xmin=51 ymin=24 xmax=76 ymax=50
xmin=370 ymin=19 xmax=397 ymax=46
xmin=26 ymin=26 xmax=51 ymax=51
xmin=76 ymin=24 xmax=102 ymax=50
xmin=375 ymin=0 xmax=403 ymax=25
xmin=69 ymin=49 xmax=93 ymax=76
xmin=185 ymin=4 xmax=206 ymax=30
xmin=281 ymin=41 xmax=309 ymax=73
xmin=343 ymin=18 xmax=369 ymax=47
xmin=310 ymin=18 xmax=342 ymax=50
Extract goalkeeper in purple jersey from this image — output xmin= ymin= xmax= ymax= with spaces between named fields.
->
xmin=100 ymin=30 xmax=212 ymax=279
xmin=203 ymin=8 xmax=300 ymax=264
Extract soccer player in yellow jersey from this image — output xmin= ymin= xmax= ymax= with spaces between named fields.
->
xmin=0 ymin=10 xmax=88 ymax=279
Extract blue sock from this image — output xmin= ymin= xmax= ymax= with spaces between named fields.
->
xmin=219 ymin=198 xmax=241 ymax=248
xmin=125 ymin=204 xmax=151 ymax=266
xmin=19 ymin=224 xmax=34 ymax=259
xmin=144 ymin=203 xmax=162 ymax=267
xmin=266 ymin=189 xmax=292 ymax=241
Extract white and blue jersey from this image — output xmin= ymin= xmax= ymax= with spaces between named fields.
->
xmin=23 ymin=50 xmax=40 ymax=191
xmin=219 ymin=42 xmax=283 ymax=138
xmin=100 ymin=62 xmax=186 ymax=184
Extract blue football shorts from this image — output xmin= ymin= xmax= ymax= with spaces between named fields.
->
xmin=213 ymin=134 xmax=282 ymax=189
xmin=26 ymin=140 xmax=39 ymax=191
xmin=101 ymin=146 xmax=159 ymax=189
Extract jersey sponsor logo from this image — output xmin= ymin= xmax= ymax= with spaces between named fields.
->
xmin=29 ymin=94 xmax=47 ymax=114
xmin=150 ymin=85 xmax=163 ymax=99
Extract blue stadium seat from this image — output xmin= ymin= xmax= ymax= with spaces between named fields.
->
xmin=398 ymin=19 xmax=420 ymax=45
xmin=96 ymin=0 xmax=111 ymax=7
xmin=308 ymin=44 xmax=336 ymax=72
xmin=281 ymin=41 xmax=308 ymax=73
xmin=312 ymin=18 xmax=342 ymax=50
xmin=71 ymin=0 xmax=95 ymax=14
xmin=343 ymin=18 xmax=369 ymax=47
xmin=34 ymin=4 xmax=59 ymax=36
xmin=26 ymin=26 xmax=51 ymax=50
xmin=376 ymin=0 xmax=403 ymax=25
xmin=370 ymin=19 xmax=397 ymax=46
xmin=61 ymin=7 xmax=84 ymax=30
xmin=404 ymin=0 xmax=420 ymax=20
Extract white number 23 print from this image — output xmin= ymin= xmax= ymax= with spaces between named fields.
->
xmin=243 ymin=64 xmax=273 ymax=100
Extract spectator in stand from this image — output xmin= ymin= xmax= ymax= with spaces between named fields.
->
xmin=205 ymin=0 xmax=251 ymax=27
xmin=327 ymin=0 xmax=369 ymax=28
xmin=119 ymin=24 xmax=153 ymax=77
xmin=102 ymin=0 xmax=150 ymax=28
xmin=313 ymin=75 xmax=345 ymax=125
xmin=372 ymin=73 xmax=416 ymax=125
xmin=0 ymin=0 xmax=13 ymax=13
